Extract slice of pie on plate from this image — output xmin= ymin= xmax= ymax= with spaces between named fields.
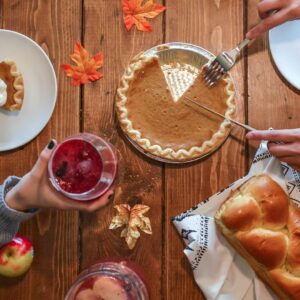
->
xmin=116 ymin=55 xmax=235 ymax=162
xmin=0 ymin=60 xmax=24 ymax=111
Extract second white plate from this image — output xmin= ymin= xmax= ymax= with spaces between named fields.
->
xmin=269 ymin=20 xmax=300 ymax=90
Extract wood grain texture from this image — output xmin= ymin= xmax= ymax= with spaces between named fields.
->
xmin=164 ymin=0 xmax=246 ymax=299
xmin=247 ymin=0 xmax=300 ymax=161
xmin=0 ymin=1 xmax=2 ymax=28
xmin=0 ymin=0 xmax=81 ymax=299
xmin=81 ymin=1 xmax=163 ymax=299
xmin=1 ymin=1 xmax=298 ymax=299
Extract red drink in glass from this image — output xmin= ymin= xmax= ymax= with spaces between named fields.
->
xmin=51 ymin=139 xmax=103 ymax=194
xmin=48 ymin=133 xmax=117 ymax=201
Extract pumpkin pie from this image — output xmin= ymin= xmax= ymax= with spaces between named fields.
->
xmin=116 ymin=55 xmax=235 ymax=161
xmin=0 ymin=60 xmax=24 ymax=111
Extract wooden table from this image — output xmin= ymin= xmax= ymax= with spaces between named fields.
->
xmin=0 ymin=0 xmax=299 ymax=299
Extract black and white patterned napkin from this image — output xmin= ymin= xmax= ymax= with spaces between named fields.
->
xmin=172 ymin=142 xmax=300 ymax=300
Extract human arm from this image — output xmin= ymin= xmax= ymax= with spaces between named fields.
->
xmin=0 ymin=140 xmax=113 ymax=246
xmin=246 ymin=128 xmax=300 ymax=171
xmin=246 ymin=0 xmax=300 ymax=39
xmin=0 ymin=177 xmax=38 ymax=247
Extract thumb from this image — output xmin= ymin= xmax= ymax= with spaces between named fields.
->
xmin=31 ymin=140 xmax=57 ymax=177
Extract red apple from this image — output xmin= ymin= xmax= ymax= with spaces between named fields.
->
xmin=0 ymin=235 xmax=34 ymax=277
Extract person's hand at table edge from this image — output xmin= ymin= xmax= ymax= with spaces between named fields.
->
xmin=246 ymin=128 xmax=300 ymax=171
xmin=5 ymin=140 xmax=114 ymax=213
xmin=246 ymin=0 xmax=300 ymax=40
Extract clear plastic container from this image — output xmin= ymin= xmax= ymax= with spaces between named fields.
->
xmin=48 ymin=133 xmax=117 ymax=201
xmin=65 ymin=259 xmax=149 ymax=300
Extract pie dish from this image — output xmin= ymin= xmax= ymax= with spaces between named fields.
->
xmin=0 ymin=60 xmax=24 ymax=111
xmin=116 ymin=54 xmax=235 ymax=161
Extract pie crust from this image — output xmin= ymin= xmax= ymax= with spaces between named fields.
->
xmin=116 ymin=55 xmax=236 ymax=161
xmin=0 ymin=60 xmax=24 ymax=111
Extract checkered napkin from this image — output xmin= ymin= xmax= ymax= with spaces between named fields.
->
xmin=172 ymin=142 xmax=300 ymax=300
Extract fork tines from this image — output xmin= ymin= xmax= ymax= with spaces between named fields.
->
xmin=203 ymin=38 xmax=251 ymax=87
xmin=202 ymin=60 xmax=226 ymax=87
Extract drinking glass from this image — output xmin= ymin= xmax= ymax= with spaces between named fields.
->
xmin=48 ymin=133 xmax=117 ymax=201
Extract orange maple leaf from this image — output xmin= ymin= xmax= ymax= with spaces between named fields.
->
xmin=61 ymin=42 xmax=103 ymax=86
xmin=122 ymin=0 xmax=166 ymax=32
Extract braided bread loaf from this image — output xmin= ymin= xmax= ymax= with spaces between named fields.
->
xmin=215 ymin=174 xmax=300 ymax=300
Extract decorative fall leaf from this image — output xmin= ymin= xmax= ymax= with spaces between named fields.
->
xmin=109 ymin=204 xmax=152 ymax=249
xmin=61 ymin=42 xmax=103 ymax=86
xmin=122 ymin=0 xmax=166 ymax=32
xmin=109 ymin=204 xmax=131 ymax=230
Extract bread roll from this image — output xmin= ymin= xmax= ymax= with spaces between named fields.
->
xmin=215 ymin=174 xmax=300 ymax=300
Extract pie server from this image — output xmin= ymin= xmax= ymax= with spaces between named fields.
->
xmin=184 ymin=96 xmax=256 ymax=132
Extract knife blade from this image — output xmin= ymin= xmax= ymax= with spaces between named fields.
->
xmin=183 ymin=96 xmax=256 ymax=132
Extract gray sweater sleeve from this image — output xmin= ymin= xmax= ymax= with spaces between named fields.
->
xmin=0 ymin=176 xmax=37 ymax=247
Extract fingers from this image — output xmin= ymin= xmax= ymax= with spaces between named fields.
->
xmin=59 ymin=189 xmax=114 ymax=212
xmin=267 ymin=142 xmax=300 ymax=172
xmin=84 ymin=189 xmax=114 ymax=212
xmin=279 ymin=156 xmax=300 ymax=171
xmin=31 ymin=140 xmax=57 ymax=178
xmin=246 ymin=6 xmax=292 ymax=39
xmin=257 ymin=0 xmax=283 ymax=19
xmin=268 ymin=142 xmax=300 ymax=157
xmin=246 ymin=129 xmax=300 ymax=143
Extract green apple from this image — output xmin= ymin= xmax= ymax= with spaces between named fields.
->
xmin=0 ymin=235 xmax=34 ymax=277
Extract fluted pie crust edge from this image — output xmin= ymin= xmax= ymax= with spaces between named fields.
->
xmin=116 ymin=55 xmax=236 ymax=161
xmin=0 ymin=60 xmax=24 ymax=111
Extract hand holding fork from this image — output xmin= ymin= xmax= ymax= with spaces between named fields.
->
xmin=203 ymin=1 xmax=300 ymax=86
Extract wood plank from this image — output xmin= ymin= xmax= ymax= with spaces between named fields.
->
xmin=164 ymin=0 xmax=246 ymax=299
xmin=0 ymin=1 xmax=2 ymax=27
xmin=81 ymin=1 xmax=164 ymax=299
xmin=0 ymin=1 xmax=81 ymax=299
xmin=248 ymin=0 xmax=300 ymax=163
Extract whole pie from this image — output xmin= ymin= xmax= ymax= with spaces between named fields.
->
xmin=0 ymin=60 xmax=24 ymax=111
xmin=116 ymin=55 xmax=235 ymax=161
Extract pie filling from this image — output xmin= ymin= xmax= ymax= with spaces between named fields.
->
xmin=117 ymin=55 xmax=235 ymax=160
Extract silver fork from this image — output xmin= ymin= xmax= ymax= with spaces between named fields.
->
xmin=203 ymin=38 xmax=251 ymax=87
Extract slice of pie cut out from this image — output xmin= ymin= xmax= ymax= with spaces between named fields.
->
xmin=116 ymin=55 xmax=236 ymax=161
xmin=0 ymin=60 xmax=24 ymax=111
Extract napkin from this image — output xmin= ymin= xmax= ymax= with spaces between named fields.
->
xmin=172 ymin=142 xmax=300 ymax=300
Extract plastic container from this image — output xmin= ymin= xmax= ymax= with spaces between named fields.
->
xmin=65 ymin=259 xmax=149 ymax=300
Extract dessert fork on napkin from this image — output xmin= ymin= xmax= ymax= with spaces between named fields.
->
xmin=173 ymin=141 xmax=300 ymax=300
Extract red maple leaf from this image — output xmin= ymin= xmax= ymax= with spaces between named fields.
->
xmin=123 ymin=0 xmax=166 ymax=32
xmin=61 ymin=42 xmax=103 ymax=86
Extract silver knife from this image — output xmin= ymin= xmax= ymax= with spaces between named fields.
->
xmin=184 ymin=96 xmax=256 ymax=132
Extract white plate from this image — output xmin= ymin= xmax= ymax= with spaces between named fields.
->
xmin=269 ymin=20 xmax=300 ymax=90
xmin=0 ymin=30 xmax=57 ymax=151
